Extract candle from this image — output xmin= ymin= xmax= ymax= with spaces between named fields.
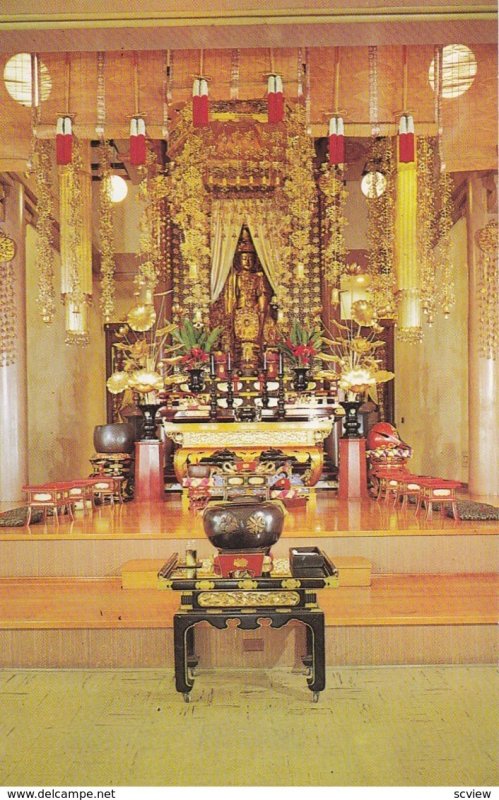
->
xmin=278 ymin=351 xmax=284 ymax=375
xmin=210 ymin=353 xmax=216 ymax=377
xmin=227 ymin=352 xmax=231 ymax=372
xmin=263 ymin=351 xmax=267 ymax=371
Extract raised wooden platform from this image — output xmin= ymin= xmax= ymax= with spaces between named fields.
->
xmin=0 ymin=493 xmax=496 ymax=667
xmin=0 ymin=573 xmax=496 ymax=668
xmin=0 ymin=496 xmax=496 ymax=577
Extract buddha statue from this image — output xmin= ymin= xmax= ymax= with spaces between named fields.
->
xmin=211 ymin=227 xmax=279 ymax=373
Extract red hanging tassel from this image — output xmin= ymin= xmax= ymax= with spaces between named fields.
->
xmin=398 ymin=114 xmax=415 ymax=163
xmin=130 ymin=117 xmax=146 ymax=166
xmin=192 ymin=78 xmax=209 ymax=126
xmin=56 ymin=116 xmax=72 ymax=165
xmin=328 ymin=116 xmax=345 ymax=165
xmin=267 ymin=75 xmax=284 ymax=123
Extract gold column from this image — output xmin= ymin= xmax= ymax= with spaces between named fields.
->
xmin=0 ymin=178 xmax=28 ymax=500
xmin=395 ymin=158 xmax=421 ymax=341
xmin=60 ymin=140 xmax=92 ymax=344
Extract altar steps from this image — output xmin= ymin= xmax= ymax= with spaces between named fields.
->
xmin=0 ymin=573 xmax=495 ymax=668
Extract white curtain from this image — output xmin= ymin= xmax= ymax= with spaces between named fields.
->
xmin=210 ymin=199 xmax=282 ymax=302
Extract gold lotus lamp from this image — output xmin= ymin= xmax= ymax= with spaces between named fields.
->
xmin=351 ymin=299 xmax=376 ymax=326
xmin=339 ymin=368 xmax=376 ymax=394
xmin=126 ymin=303 xmax=157 ymax=332
xmin=128 ymin=369 xmax=163 ymax=394
xmin=106 ymin=371 xmax=130 ymax=394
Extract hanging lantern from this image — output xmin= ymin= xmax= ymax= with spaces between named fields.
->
xmin=395 ymin=124 xmax=421 ymax=341
xmin=328 ymin=116 xmax=345 ymax=165
xmin=129 ymin=117 xmax=146 ymax=166
xmin=398 ymin=113 xmax=415 ymax=163
xmin=192 ymin=78 xmax=209 ymax=126
xmin=60 ymin=140 xmax=93 ymax=345
xmin=267 ymin=74 xmax=284 ymax=123
xmin=56 ymin=116 xmax=72 ymax=165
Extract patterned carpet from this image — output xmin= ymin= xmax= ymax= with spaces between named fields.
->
xmin=0 ymin=665 xmax=496 ymax=787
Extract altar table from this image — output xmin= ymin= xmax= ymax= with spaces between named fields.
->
xmin=158 ymin=551 xmax=339 ymax=702
xmin=162 ymin=419 xmax=333 ymax=486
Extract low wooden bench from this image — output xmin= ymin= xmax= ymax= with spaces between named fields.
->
xmin=22 ymin=483 xmax=75 ymax=526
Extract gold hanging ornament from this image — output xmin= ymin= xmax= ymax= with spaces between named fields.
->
xmin=98 ymin=141 xmax=116 ymax=322
xmin=32 ymin=139 xmax=56 ymax=323
xmin=0 ymin=230 xmax=16 ymax=367
xmin=366 ymin=137 xmax=397 ymax=320
xmin=417 ymin=136 xmax=438 ymax=326
xmin=476 ymin=220 xmax=498 ymax=359
xmin=166 ymin=106 xmax=211 ymax=321
xmin=59 ymin=136 xmax=93 ymax=345
xmin=281 ymin=103 xmax=317 ymax=327
xmin=320 ymin=165 xmax=348 ymax=293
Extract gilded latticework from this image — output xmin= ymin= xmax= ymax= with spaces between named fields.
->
xmin=366 ymin=137 xmax=397 ymax=320
xmin=476 ymin=220 xmax=498 ymax=359
xmin=418 ymin=136 xmax=455 ymax=328
xmin=0 ymin=251 xmax=15 ymax=366
xmin=166 ymin=107 xmax=211 ymax=321
xmin=59 ymin=136 xmax=92 ymax=345
xmin=98 ymin=141 xmax=116 ymax=322
xmin=434 ymin=169 xmax=455 ymax=318
xmin=319 ymin=163 xmax=348 ymax=291
xmin=32 ymin=139 xmax=56 ymax=324
xmin=280 ymin=104 xmax=319 ymax=327
xmin=417 ymin=136 xmax=439 ymax=325
xmin=136 ymin=147 xmax=168 ymax=293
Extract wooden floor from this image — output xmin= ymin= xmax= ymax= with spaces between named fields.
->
xmin=0 ymin=573 xmax=496 ymax=629
xmin=0 ymin=491 xmax=497 ymax=539
xmin=0 ymin=491 xmax=496 ymax=668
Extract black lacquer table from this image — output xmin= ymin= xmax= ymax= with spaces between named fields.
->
xmin=158 ymin=552 xmax=339 ymax=703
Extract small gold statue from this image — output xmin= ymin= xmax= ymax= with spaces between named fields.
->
xmin=212 ymin=226 xmax=278 ymax=373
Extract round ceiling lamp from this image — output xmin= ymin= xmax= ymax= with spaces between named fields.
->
xmin=360 ymin=170 xmax=387 ymax=199
xmin=429 ymin=44 xmax=477 ymax=99
xmin=106 ymin=174 xmax=128 ymax=203
xmin=3 ymin=53 xmax=51 ymax=107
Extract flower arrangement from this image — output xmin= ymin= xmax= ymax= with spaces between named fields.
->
xmin=316 ymin=313 xmax=394 ymax=401
xmin=166 ymin=318 xmax=223 ymax=370
xmin=278 ymin=319 xmax=322 ymax=368
xmin=106 ymin=291 xmax=182 ymax=402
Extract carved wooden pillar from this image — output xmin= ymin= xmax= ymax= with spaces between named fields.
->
xmin=0 ymin=178 xmax=28 ymax=501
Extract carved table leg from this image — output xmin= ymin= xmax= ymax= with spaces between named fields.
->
xmin=173 ymin=614 xmax=196 ymax=702
xmin=302 ymin=611 xmax=326 ymax=701
xmin=301 ymin=624 xmax=314 ymax=674
xmin=186 ymin=624 xmax=199 ymax=676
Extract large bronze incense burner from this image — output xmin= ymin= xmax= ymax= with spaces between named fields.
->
xmin=202 ymin=497 xmax=284 ymax=554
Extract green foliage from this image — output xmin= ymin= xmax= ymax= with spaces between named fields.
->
xmin=171 ymin=318 xmax=222 ymax=354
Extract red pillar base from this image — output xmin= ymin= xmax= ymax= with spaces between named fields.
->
xmin=134 ymin=441 xmax=165 ymax=501
xmin=338 ymin=437 xmax=369 ymax=500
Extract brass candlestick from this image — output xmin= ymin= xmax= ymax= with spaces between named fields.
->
xmin=277 ymin=351 xmax=285 ymax=419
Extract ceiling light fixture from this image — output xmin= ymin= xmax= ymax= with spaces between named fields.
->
xmin=429 ymin=44 xmax=477 ymax=99
xmin=106 ymin=174 xmax=128 ymax=203
xmin=360 ymin=164 xmax=386 ymax=199
xmin=3 ymin=52 xmax=51 ymax=107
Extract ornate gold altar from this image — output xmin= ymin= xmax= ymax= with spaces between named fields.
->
xmin=162 ymin=419 xmax=333 ymax=486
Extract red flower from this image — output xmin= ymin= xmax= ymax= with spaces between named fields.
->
xmin=291 ymin=343 xmax=316 ymax=365
xmin=181 ymin=347 xmax=209 ymax=367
